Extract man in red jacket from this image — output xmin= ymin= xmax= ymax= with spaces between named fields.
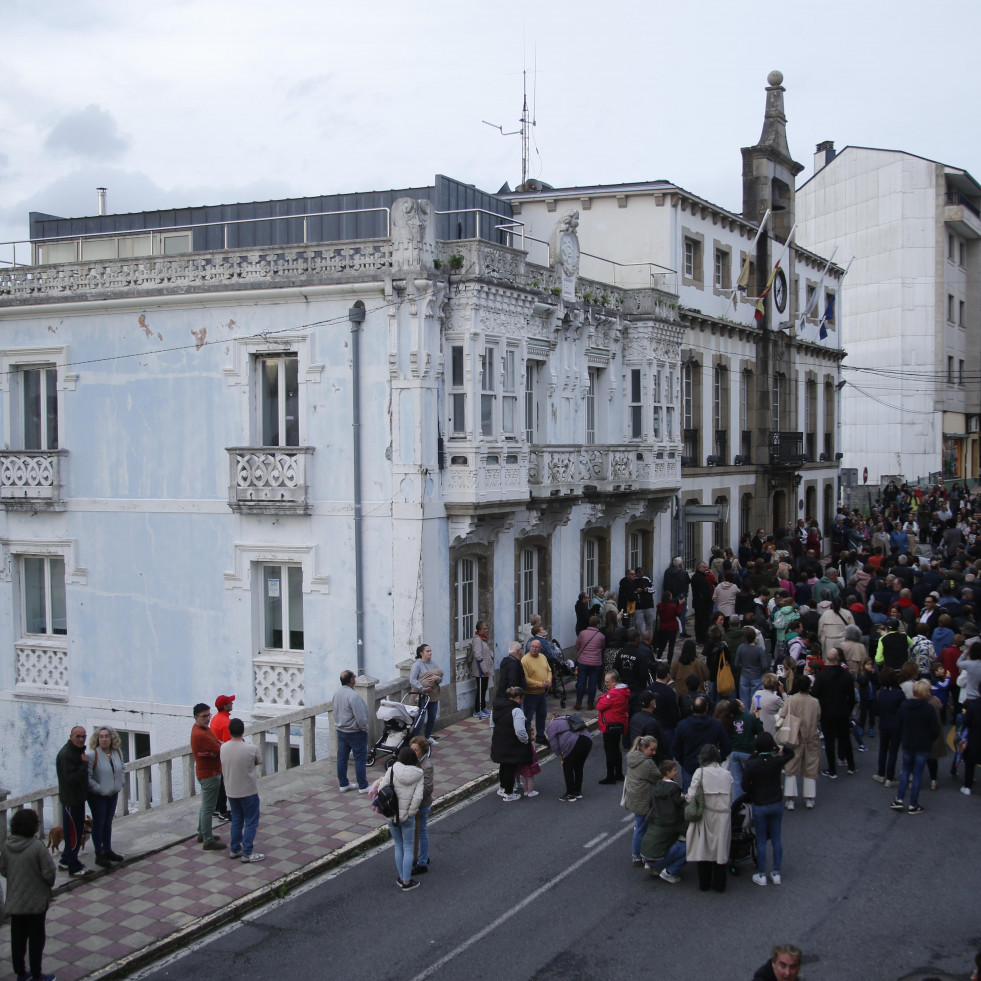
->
xmin=191 ymin=703 xmax=224 ymax=850
xmin=209 ymin=694 xmax=235 ymax=822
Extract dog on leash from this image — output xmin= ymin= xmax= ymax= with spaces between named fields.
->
xmin=46 ymin=816 xmax=93 ymax=855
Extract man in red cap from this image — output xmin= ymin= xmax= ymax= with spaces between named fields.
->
xmin=210 ymin=695 xmax=235 ymax=822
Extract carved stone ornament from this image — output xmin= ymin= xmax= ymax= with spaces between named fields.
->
xmin=549 ymin=211 xmax=581 ymax=302
xmin=391 ymin=197 xmax=436 ymax=272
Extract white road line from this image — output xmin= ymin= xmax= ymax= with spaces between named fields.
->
xmin=583 ymin=832 xmax=607 ymax=848
xmin=406 ymin=824 xmax=632 ymax=981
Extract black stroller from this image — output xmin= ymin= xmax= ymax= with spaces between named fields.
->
xmin=728 ymin=793 xmax=756 ymax=873
xmin=546 ymin=641 xmax=576 ymax=709
xmin=365 ymin=690 xmax=429 ymax=766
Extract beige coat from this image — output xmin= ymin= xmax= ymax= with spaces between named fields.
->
xmin=818 ymin=608 xmax=855 ymax=657
xmin=777 ymin=693 xmax=822 ymax=780
xmin=685 ymin=763 xmax=732 ymax=864
xmin=841 ymin=639 xmax=867 ymax=677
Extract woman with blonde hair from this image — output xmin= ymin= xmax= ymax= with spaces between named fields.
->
xmin=623 ymin=734 xmax=661 ymax=866
xmin=88 ymin=725 xmax=125 ymax=867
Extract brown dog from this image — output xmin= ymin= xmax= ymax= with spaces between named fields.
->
xmin=46 ymin=816 xmax=93 ymax=855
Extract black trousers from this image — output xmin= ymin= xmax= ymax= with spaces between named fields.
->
xmin=473 ymin=676 xmax=489 ymax=713
xmin=823 ymin=715 xmax=854 ymax=774
xmin=562 ymin=735 xmax=593 ymax=795
xmin=696 ymin=861 xmax=727 ymax=892
xmin=499 ymin=763 xmax=517 ymax=794
xmin=10 ymin=912 xmax=46 ymax=980
xmin=602 ymin=731 xmax=624 ymax=779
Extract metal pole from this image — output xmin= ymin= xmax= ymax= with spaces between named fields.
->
xmin=349 ymin=302 xmax=367 ymax=674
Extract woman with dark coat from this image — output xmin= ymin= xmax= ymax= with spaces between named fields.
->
xmin=741 ymin=732 xmax=794 ymax=886
xmin=490 ymin=687 xmax=532 ymax=802
xmin=574 ymin=592 xmax=592 ymax=636
xmin=873 ymin=668 xmax=906 ymax=785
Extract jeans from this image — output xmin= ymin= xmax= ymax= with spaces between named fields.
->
xmin=336 ymin=729 xmax=369 ymax=790
xmin=652 ymin=840 xmax=687 ymax=875
xmin=389 ymin=815 xmax=416 ymax=883
xmin=10 ymin=912 xmax=46 ymax=980
xmin=897 ymin=749 xmax=930 ymax=806
xmin=728 ymin=751 xmax=752 ymax=797
xmin=88 ymin=793 xmax=118 ymax=856
xmin=632 ymin=814 xmax=648 ymax=859
xmin=575 ymin=664 xmax=602 ymax=707
xmin=414 ymin=804 xmax=431 ymax=867
xmin=739 ymin=676 xmax=762 ymax=714
xmin=228 ymin=793 xmax=260 ymax=856
xmin=523 ymin=693 xmax=548 ymax=739
xmin=420 ymin=698 xmax=439 ymax=739
xmin=60 ymin=802 xmax=87 ymax=871
xmin=753 ymin=801 xmax=783 ymax=874
xmin=197 ymin=774 xmax=221 ymax=843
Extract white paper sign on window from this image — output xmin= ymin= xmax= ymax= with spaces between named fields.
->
xmin=267 ymin=578 xmax=280 ymax=598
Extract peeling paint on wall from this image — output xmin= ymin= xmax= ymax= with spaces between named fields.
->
xmin=139 ymin=314 xmax=153 ymax=338
xmin=191 ymin=327 xmax=207 ymax=350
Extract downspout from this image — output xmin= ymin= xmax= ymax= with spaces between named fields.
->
xmin=349 ymin=301 xmax=367 ymax=674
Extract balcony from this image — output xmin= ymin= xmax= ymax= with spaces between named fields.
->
xmin=442 ymin=446 xmax=529 ymax=510
xmin=0 ymin=450 xmax=67 ymax=510
xmin=944 ymin=193 xmax=981 ymax=239
xmin=737 ymin=430 xmax=753 ymax=465
xmin=227 ymin=447 xmax=313 ymax=515
xmin=768 ymin=431 xmax=805 ymax=466
xmin=529 ymin=444 xmax=679 ymax=497
xmin=15 ymin=639 xmax=68 ymax=700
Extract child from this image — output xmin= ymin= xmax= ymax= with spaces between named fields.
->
xmin=856 ymin=659 xmax=879 ymax=741
xmin=518 ymin=727 xmax=541 ymax=797
xmin=0 ymin=808 xmax=56 ymax=981
xmin=930 ymin=662 xmax=951 ymax=723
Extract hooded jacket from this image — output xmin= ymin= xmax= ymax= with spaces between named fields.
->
xmin=0 ymin=834 xmax=56 ymax=914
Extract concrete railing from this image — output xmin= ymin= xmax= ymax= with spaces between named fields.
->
xmin=0 ymin=664 xmax=466 ymax=844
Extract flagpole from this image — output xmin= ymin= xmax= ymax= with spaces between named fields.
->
xmin=797 ymin=247 xmax=838 ymax=331
xmin=730 ymin=208 xmax=771 ymax=309
xmin=819 ymin=255 xmax=854 ymax=338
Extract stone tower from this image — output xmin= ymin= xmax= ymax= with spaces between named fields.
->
xmin=741 ymin=70 xmax=804 ymax=243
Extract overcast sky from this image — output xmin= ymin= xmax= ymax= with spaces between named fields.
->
xmin=1 ymin=0 xmax=977 ymax=251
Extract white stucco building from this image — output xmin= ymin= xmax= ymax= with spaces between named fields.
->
xmin=0 ymin=178 xmax=684 ymax=795
xmin=797 ymin=144 xmax=981 ymax=486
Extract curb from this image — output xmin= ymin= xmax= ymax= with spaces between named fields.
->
xmin=84 ymin=719 xmax=598 ymax=980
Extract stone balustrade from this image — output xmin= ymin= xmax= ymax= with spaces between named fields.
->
xmin=0 ymin=450 xmax=66 ymax=510
xmin=227 ymin=447 xmax=313 ymax=514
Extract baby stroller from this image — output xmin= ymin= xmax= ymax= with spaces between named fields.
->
xmin=728 ymin=793 xmax=756 ymax=873
xmin=546 ymin=640 xmax=576 ymax=709
xmin=365 ymin=690 xmax=429 ymax=766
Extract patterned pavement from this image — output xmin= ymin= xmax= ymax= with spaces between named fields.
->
xmin=0 ymin=706 xmax=596 ymax=981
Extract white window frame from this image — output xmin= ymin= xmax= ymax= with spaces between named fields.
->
xmin=525 ymin=361 xmax=541 ymax=443
xmin=773 ymin=373 xmax=786 ymax=428
xmin=449 ymin=343 xmax=467 ymax=436
xmin=455 ymin=557 xmax=477 ymax=643
xmin=518 ymin=547 xmax=538 ymax=625
xmin=684 ymin=239 xmax=696 ymax=279
xmin=502 ymin=348 xmax=517 ymax=436
xmin=255 ymin=354 xmax=300 ymax=448
xmin=585 ymin=367 xmax=597 ymax=445
xmin=682 ymin=363 xmax=694 ymax=430
xmin=260 ymin=563 xmax=305 ymax=653
xmin=20 ymin=555 xmax=67 ymax=637
xmin=0 ymin=348 xmax=76 ymax=451
xmin=479 ymin=345 xmax=496 ymax=438
xmin=628 ymin=532 xmax=641 ymax=572
xmin=582 ymin=537 xmax=598 ymax=594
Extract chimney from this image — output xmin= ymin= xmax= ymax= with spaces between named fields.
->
xmin=97 ymin=187 xmax=107 ymax=215
xmin=814 ymin=142 xmax=835 ymax=174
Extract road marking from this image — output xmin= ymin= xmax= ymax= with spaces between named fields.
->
xmin=583 ymin=832 xmax=607 ymax=848
xmin=406 ymin=823 xmax=631 ymax=981
xmin=622 ymin=813 xmax=634 ymax=823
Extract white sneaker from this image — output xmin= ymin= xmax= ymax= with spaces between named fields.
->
xmin=770 ymin=872 xmax=782 ymax=885
xmin=523 ymin=790 xmax=539 ymax=798
xmin=784 ymin=798 xmax=795 ymax=810
xmin=338 ymin=784 xmax=353 ymax=792
xmin=659 ymin=869 xmax=681 ymax=884
xmin=496 ymin=787 xmax=507 ymax=797
xmin=501 ymin=792 xmax=521 ymax=802
xmin=961 ymin=786 xmax=972 ymax=796
xmin=428 ymin=737 xmax=439 ymax=745
xmin=752 ymin=872 xmax=768 ymax=887
xmin=805 ymin=798 xmax=815 ymax=809
xmin=242 ymin=853 xmax=265 ymax=863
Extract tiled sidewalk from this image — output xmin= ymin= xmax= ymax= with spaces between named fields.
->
xmin=0 ymin=708 xmax=595 ymax=981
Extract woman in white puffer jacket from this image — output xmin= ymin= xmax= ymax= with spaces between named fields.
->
xmin=380 ymin=747 xmax=424 ymax=892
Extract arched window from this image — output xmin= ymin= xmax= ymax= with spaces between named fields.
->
xmin=454 ymin=557 xmax=477 ymax=644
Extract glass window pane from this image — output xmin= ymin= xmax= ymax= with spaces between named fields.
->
xmin=261 ymin=360 xmax=279 ymax=446
xmin=631 ymin=405 xmax=642 ymax=439
xmin=631 ymin=369 xmax=641 ymax=404
xmin=502 ymin=396 xmax=515 ymax=434
xmin=263 ymin=565 xmax=283 ymax=649
xmin=24 ymin=557 xmax=46 ymax=633
xmin=452 ymin=393 xmax=466 ymax=434
xmin=481 ymin=394 xmax=493 ymax=436
xmin=288 ymin=565 xmax=304 ymax=649
xmin=50 ymin=558 xmax=67 ymax=635
xmin=23 ymin=369 xmax=41 ymax=450
xmin=284 ymin=357 xmax=299 ymax=447
xmin=45 ymin=368 xmax=58 ymax=450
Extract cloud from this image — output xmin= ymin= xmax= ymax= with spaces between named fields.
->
xmin=43 ymin=105 xmax=130 ymax=161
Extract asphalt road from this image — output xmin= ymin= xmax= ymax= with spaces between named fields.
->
xmin=140 ymin=737 xmax=981 ymax=981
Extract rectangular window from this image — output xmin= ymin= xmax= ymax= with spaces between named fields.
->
xmin=450 ymin=344 xmax=466 ymax=435
xmin=959 ymin=300 xmax=966 ymax=327
xmin=630 ymin=368 xmax=643 ymax=439
xmin=948 ymin=356 xmax=955 ymax=384
xmin=628 ymin=532 xmax=641 ymax=572
xmin=960 ymin=241 xmax=967 ymax=266
xmin=479 ymin=347 xmax=495 ymax=437
xmin=262 ymin=564 xmax=304 ymax=651
xmin=518 ymin=548 xmax=537 ymax=625
xmin=959 ymin=360 xmax=965 ymax=385
xmin=948 ymin=295 xmax=955 ymax=323
xmin=258 ymin=356 xmax=299 ymax=447
xmin=683 ymin=364 xmax=693 ymax=430
xmin=583 ymin=538 xmax=598 ymax=594
xmin=714 ymin=249 xmax=730 ymax=289
xmin=525 ymin=363 xmax=539 ymax=442
xmin=949 ymin=234 xmax=956 ymax=260
xmin=585 ymin=367 xmax=597 ymax=445
xmin=741 ymin=372 xmax=751 ymax=431
xmin=665 ymin=406 xmax=675 ymax=442
xmin=455 ymin=558 xmax=476 ymax=643
xmin=772 ymin=373 xmax=784 ymax=427
xmin=502 ymin=349 xmax=516 ymax=434
xmin=684 ymin=240 xmax=695 ymax=279
xmin=17 ymin=367 xmax=59 ymax=451
xmin=22 ymin=556 xmax=67 ymax=636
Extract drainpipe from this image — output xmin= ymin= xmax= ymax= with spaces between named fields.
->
xmin=349 ymin=301 xmax=367 ymax=674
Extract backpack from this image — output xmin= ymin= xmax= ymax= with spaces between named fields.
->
xmin=374 ymin=768 xmax=400 ymax=823
xmin=465 ymin=642 xmax=475 ymax=667
xmin=564 ymin=713 xmax=587 ymax=732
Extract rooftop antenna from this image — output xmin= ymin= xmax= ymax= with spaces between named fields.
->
xmin=483 ymin=69 xmax=536 ymax=189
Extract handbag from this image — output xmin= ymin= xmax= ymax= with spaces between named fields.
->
xmin=776 ymin=712 xmax=801 ymax=747
xmin=683 ymin=776 xmax=705 ymax=821
xmin=716 ymin=648 xmax=735 ymax=697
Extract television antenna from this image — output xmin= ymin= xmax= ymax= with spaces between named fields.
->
xmin=483 ymin=68 xmax=536 ymax=189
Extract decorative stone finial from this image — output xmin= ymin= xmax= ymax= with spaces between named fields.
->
xmin=767 ymin=70 xmax=784 ymax=87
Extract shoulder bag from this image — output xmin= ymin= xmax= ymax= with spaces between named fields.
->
xmin=683 ymin=775 xmax=705 ymax=821
xmin=716 ymin=648 xmax=736 ymax=697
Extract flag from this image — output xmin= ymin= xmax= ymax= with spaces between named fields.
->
xmin=818 ymin=293 xmax=835 ymax=339
xmin=754 ymin=261 xmax=780 ymax=322
xmin=819 ymin=323 xmax=828 ymax=341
